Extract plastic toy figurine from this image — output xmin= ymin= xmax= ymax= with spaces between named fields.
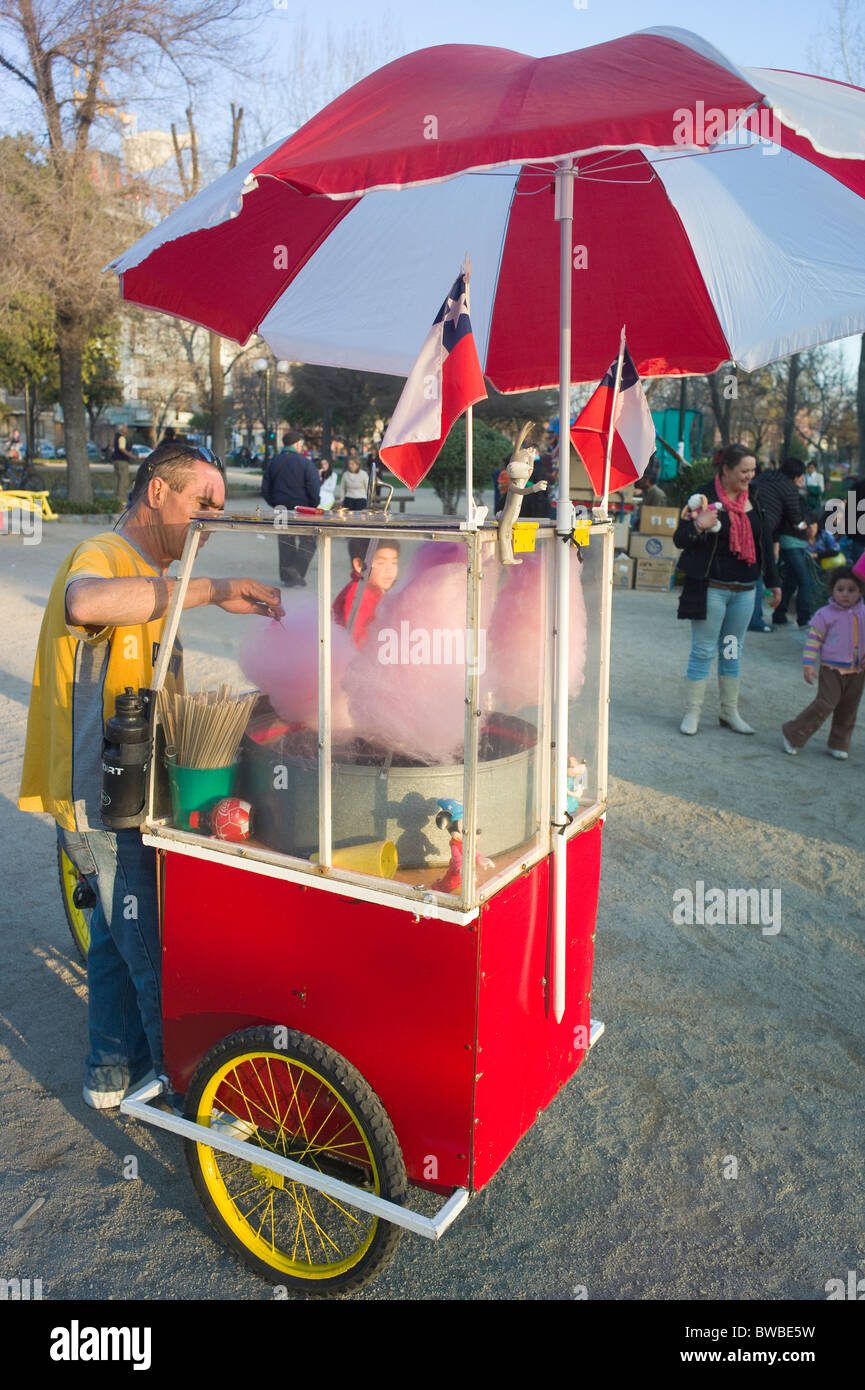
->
xmin=498 ymin=424 xmax=548 ymax=566
xmin=431 ymin=798 xmax=493 ymax=893
xmin=566 ymin=756 xmax=587 ymax=816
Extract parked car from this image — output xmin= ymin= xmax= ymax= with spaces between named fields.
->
xmin=130 ymin=444 xmax=151 ymax=459
xmin=36 ymin=441 xmax=59 ymax=458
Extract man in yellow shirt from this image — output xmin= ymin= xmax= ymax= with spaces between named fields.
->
xmin=19 ymin=442 xmax=283 ymax=1109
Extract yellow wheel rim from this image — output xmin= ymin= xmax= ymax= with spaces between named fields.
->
xmin=195 ymin=1051 xmax=381 ymax=1280
xmin=60 ymin=848 xmax=91 ymax=956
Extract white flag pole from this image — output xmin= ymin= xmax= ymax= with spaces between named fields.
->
xmin=461 ymin=254 xmax=478 ymax=527
xmin=599 ymin=325 xmax=626 ymax=518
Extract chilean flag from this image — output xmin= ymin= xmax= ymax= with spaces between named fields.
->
xmin=570 ymin=343 xmax=655 ymax=495
xmin=380 ymin=272 xmax=487 ymax=489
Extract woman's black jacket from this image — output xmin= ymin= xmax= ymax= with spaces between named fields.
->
xmin=673 ymin=479 xmax=781 ymax=619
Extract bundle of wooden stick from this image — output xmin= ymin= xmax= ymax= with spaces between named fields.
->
xmin=158 ymin=685 xmax=257 ymax=769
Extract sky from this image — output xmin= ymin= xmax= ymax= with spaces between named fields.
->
xmin=261 ymin=0 xmax=835 ymax=75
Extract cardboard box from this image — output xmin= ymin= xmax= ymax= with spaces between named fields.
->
xmin=629 ymin=532 xmax=681 ymax=561
xmin=612 ymin=553 xmax=635 ymax=588
xmin=639 ymin=505 xmax=681 ymax=536
xmin=612 ymin=520 xmax=630 ymax=552
xmin=634 ymin=557 xmax=676 ymax=591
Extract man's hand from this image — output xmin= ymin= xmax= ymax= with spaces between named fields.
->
xmin=804 ymin=667 xmax=817 ymax=685
xmin=210 ymin=577 xmax=284 ymax=618
xmin=767 ymin=587 xmax=782 ymax=609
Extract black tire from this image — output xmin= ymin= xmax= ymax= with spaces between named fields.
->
xmin=57 ymin=840 xmax=93 ymax=963
xmin=184 ymin=1026 xmax=406 ymax=1297
xmin=21 ymin=468 xmax=47 ymax=491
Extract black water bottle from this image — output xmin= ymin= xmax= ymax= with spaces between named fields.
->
xmin=101 ymin=687 xmax=151 ymax=829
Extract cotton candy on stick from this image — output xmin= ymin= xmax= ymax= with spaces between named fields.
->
xmin=238 ymin=601 xmax=355 ymax=735
xmin=343 ymin=544 xmax=471 ymax=764
xmin=485 ymin=550 xmax=587 ymax=713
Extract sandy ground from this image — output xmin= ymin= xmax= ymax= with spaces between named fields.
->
xmin=1 ymin=512 xmax=863 ymax=1302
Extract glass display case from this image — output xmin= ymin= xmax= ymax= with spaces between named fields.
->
xmin=144 ymin=512 xmax=612 ymax=915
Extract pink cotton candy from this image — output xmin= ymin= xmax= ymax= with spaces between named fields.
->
xmin=485 ymin=550 xmax=587 ymax=713
xmin=343 ymin=545 xmax=471 ymax=764
xmin=238 ymin=603 xmax=355 ymax=735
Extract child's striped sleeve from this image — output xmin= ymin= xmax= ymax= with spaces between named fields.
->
xmin=802 ymin=623 xmax=823 ymax=668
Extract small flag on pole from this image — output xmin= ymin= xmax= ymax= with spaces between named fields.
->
xmin=380 ymin=271 xmax=487 ymax=490
xmin=570 ymin=342 xmax=655 ymax=495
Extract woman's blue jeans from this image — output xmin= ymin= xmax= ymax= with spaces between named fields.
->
xmin=686 ymin=584 xmax=755 ymax=680
xmin=57 ymin=824 xmax=162 ymax=1093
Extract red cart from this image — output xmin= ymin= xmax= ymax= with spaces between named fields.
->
xmin=121 ymin=508 xmax=611 ymax=1296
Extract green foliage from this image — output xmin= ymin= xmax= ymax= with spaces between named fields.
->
xmin=426 ymin=416 xmax=513 ymax=514
xmin=49 ymin=495 xmax=119 ymax=514
xmin=82 ymin=326 xmax=123 ymax=421
xmin=663 ymin=458 xmax=717 ymax=510
xmin=0 ymin=294 xmax=59 ymax=398
xmin=279 ymin=365 xmax=402 ymax=438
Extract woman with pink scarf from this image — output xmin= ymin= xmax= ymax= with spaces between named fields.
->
xmin=674 ymin=445 xmax=782 ymax=736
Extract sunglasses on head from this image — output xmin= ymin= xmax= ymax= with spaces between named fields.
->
xmin=139 ymin=442 xmax=225 ymax=481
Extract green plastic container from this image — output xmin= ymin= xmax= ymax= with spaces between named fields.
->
xmin=166 ymin=758 xmax=236 ymax=831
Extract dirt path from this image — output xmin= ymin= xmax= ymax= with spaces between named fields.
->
xmin=1 ymin=522 xmax=862 ymax=1300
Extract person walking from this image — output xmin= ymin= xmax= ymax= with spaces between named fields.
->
xmin=675 ymin=443 xmax=781 ymax=735
xmin=318 ymin=458 xmax=337 ymax=510
xmin=335 ymin=455 xmax=370 ymax=511
xmin=781 ymin=567 xmax=865 ymax=758
xmin=18 ymin=441 xmax=282 ymax=1109
xmin=748 ymin=458 xmax=807 ymax=631
xmin=111 ymin=424 xmax=134 ymax=499
xmin=261 ymin=430 xmax=321 ymax=585
xmin=755 ymin=459 xmax=812 ymax=628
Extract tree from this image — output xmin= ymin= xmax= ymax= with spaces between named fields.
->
xmin=280 ymin=365 xmax=402 ymax=458
xmin=170 ymin=101 xmax=246 ymax=456
xmin=0 ymin=292 xmax=59 ymax=458
xmin=705 ymin=365 xmax=735 ymax=448
xmin=808 ymin=0 xmax=865 ymax=473
xmin=475 ymin=385 xmax=558 ymax=439
xmin=0 ymin=0 xmax=248 ymax=502
xmin=426 ymin=416 xmax=513 ymax=515
xmin=782 ymin=353 xmax=802 ymax=461
xmin=82 ymin=326 xmax=123 ymax=439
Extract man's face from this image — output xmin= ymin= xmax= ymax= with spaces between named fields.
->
xmin=149 ymin=462 xmax=225 ymax=560
xmin=368 ymin=547 xmax=399 ymax=592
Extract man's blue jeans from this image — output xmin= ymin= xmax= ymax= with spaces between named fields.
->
xmin=57 ymin=824 xmax=162 ymax=1092
xmin=686 ymin=584 xmax=755 ymax=680
xmin=774 ymin=546 xmax=811 ymax=626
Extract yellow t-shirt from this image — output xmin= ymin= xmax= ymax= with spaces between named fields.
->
xmin=18 ymin=532 xmax=183 ymax=832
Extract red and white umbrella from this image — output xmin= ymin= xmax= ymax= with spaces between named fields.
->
xmin=110 ymin=26 xmax=865 ymax=389
xmin=111 ymin=25 xmax=865 ymax=1023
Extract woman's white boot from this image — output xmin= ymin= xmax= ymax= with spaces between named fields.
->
xmin=718 ymin=675 xmax=755 ymax=734
xmin=680 ymin=678 xmax=708 ymax=735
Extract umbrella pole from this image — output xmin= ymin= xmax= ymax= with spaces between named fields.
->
xmin=553 ymin=158 xmax=575 ymax=1024
xmin=465 ymin=402 xmax=474 ymax=522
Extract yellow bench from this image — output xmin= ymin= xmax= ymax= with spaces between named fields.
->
xmin=0 ymin=490 xmax=57 ymax=519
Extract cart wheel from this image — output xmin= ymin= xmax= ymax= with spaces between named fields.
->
xmin=57 ymin=842 xmax=93 ymax=963
xmin=184 ymin=1026 xmax=407 ymax=1296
